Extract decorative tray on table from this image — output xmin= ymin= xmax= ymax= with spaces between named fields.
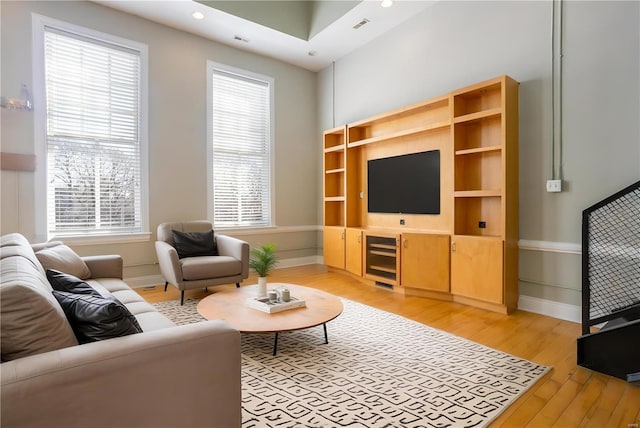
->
xmin=245 ymin=296 xmax=306 ymax=314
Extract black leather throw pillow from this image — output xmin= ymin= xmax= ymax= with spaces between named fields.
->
xmin=52 ymin=291 xmax=143 ymax=344
xmin=172 ymin=229 xmax=218 ymax=259
xmin=47 ymin=269 xmax=101 ymax=296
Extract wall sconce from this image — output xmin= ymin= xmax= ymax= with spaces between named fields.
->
xmin=1 ymin=84 xmax=33 ymax=111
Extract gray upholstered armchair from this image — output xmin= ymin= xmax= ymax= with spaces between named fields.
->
xmin=155 ymin=221 xmax=249 ymax=305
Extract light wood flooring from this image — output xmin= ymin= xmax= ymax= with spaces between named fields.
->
xmin=137 ymin=264 xmax=640 ymax=428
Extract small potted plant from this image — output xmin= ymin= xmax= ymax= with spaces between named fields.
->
xmin=249 ymin=243 xmax=278 ymax=297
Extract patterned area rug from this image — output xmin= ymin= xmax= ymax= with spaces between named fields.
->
xmin=153 ymin=298 xmax=550 ymax=428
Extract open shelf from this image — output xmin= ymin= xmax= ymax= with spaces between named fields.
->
xmin=454 ymin=115 xmax=502 ymax=152
xmin=348 ymin=97 xmax=450 ymax=146
xmin=453 ymin=108 xmax=501 ymax=124
xmin=455 ymin=145 xmax=502 ymax=156
xmin=454 ymin=196 xmax=502 ymax=237
xmin=324 ymin=145 xmax=345 ymax=153
xmin=453 ymin=82 xmax=502 ymax=118
xmin=324 ymin=200 xmax=345 ymax=227
xmin=323 ymin=126 xmax=346 ymax=229
xmin=324 ymin=150 xmax=344 ymax=171
xmin=324 ymin=127 xmax=345 ymax=150
xmin=324 ymin=170 xmax=344 ymax=198
xmin=455 ymin=149 xmax=502 ymax=192
xmin=347 ymin=121 xmax=450 ymax=148
xmin=454 ymin=190 xmax=501 ymax=197
xmin=325 ymin=167 xmax=345 ymax=175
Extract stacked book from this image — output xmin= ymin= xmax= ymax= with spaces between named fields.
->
xmin=246 ymin=296 xmax=306 ymax=314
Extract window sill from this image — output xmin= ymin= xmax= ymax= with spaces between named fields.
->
xmin=49 ymin=232 xmax=152 ymax=246
xmin=217 ymin=225 xmax=321 ymax=236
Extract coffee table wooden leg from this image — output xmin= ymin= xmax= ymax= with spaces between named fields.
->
xmin=323 ymin=323 xmax=328 ymax=344
xmin=273 ymin=332 xmax=279 ymax=356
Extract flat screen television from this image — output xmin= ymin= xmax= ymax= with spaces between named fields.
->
xmin=367 ymin=150 xmax=440 ymax=215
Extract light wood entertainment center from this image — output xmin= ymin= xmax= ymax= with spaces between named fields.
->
xmin=322 ymin=75 xmax=519 ymax=314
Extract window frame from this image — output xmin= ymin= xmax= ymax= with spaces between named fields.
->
xmin=32 ymin=14 xmax=149 ymax=243
xmin=206 ymin=61 xmax=276 ymax=230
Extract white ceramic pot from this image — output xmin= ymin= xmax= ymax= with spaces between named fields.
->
xmin=257 ymin=276 xmax=267 ymax=297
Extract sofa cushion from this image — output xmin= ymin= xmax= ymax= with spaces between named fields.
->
xmin=84 ymin=278 xmax=176 ymax=330
xmin=1 ymin=259 xmax=78 ymax=361
xmin=180 ymin=256 xmax=241 ymax=280
xmin=134 ymin=311 xmax=179 ymax=332
xmin=47 ymin=269 xmax=101 ymax=296
xmin=1 ymin=233 xmax=47 ymax=277
xmin=52 ymin=291 xmax=144 ymax=343
xmin=172 ymin=229 xmax=218 ymax=258
xmin=0 ymin=233 xmax=32 ymax=249
xmin=36 ymin=245 xmax=91 ymax=280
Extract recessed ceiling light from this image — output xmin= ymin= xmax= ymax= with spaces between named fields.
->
xmin=192 ymin=11 xmax=204 ymax=20
xmin=381 ymin=0 xmax=393 ymax=7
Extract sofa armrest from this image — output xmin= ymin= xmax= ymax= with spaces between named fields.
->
xmin=217 ymin=235 xmax=250 ymax=278
xmin=83 ymin=255 xmax=123 ymax=279
xmin=1 ymin=320 xmax=241 ymax=428
xmin=155 ymin=240 xmax=183 ymax=286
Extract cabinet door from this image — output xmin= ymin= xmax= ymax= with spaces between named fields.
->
xmin=450 ymin=236 xmax=503 ymax=304
xmin=401 ymin=233 xmax=450 ymax=292
xmin=323 ymin=227 xmax=345 ymax=269
xmin=345 ymin=228 xmax=362 ymax=276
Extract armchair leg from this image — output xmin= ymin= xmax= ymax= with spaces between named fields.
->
xmin=164 ymin=281 xmax=168 ymax=292
xmin=236 ymin=282 xmax=240 ymax=288
xmin=180 ymin=290 xmax=185 ymax=306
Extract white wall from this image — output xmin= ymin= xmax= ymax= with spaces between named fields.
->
xmin=1 ymin=1 xmax=320 ymax=280
xmin=2 ymin=0 xmax=638 ymax=312
xmin=317 ymin=0 xmax=640 ymax=310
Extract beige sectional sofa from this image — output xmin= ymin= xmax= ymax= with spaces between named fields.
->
xmin=0 ymin=233 xmax=241 ymax=428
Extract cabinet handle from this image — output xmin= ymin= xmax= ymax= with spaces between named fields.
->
xmin=451 ymin=241 xmax=456 ymax=252
xmin=341 ymin=231 xmax=345 ymax=240
xmin=403 ymin=239 xmax=408 ymax=249
xmin=357 ymin=235 xmax=361 ymax=244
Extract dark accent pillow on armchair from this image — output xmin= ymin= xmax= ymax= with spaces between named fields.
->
xmin=52 ymin=291 xmax=143 ymax=344
xmin=172 ymin=229 xmax=219 ymax=258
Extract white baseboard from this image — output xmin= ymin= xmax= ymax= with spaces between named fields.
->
xmin=276 ymin=255 xmax=323 ymax=268
xmin=126 ymin=274 xmax=164 ymax=289
xmin=518 ymin=239 xmax=581 ymax=255
xmin=518 ymin=295 xmax=581 ymax=323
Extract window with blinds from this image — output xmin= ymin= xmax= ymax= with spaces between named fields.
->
xmin=43 ymin=26 xmax=144 ymax=236
xmin=210 ymin=65 xmax=273 ymax=228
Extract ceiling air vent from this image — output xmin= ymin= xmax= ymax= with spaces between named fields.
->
xmin=353 ymin=18 xmax=370 ymax=30
xmin=234 ymin=35 xmax=250 ymax=43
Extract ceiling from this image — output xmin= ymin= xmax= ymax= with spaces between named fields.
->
xmin=93 ymin=0 xmax=436 ymax=72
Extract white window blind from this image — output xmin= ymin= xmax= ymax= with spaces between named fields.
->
xmin=211 ymin=68 xmax=272 ymax=228
xmin=43 ymin=27 xmax=143 ymax=236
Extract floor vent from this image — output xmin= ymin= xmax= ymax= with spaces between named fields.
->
xmin=375 ymin=281 xmax=393 ymax=289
